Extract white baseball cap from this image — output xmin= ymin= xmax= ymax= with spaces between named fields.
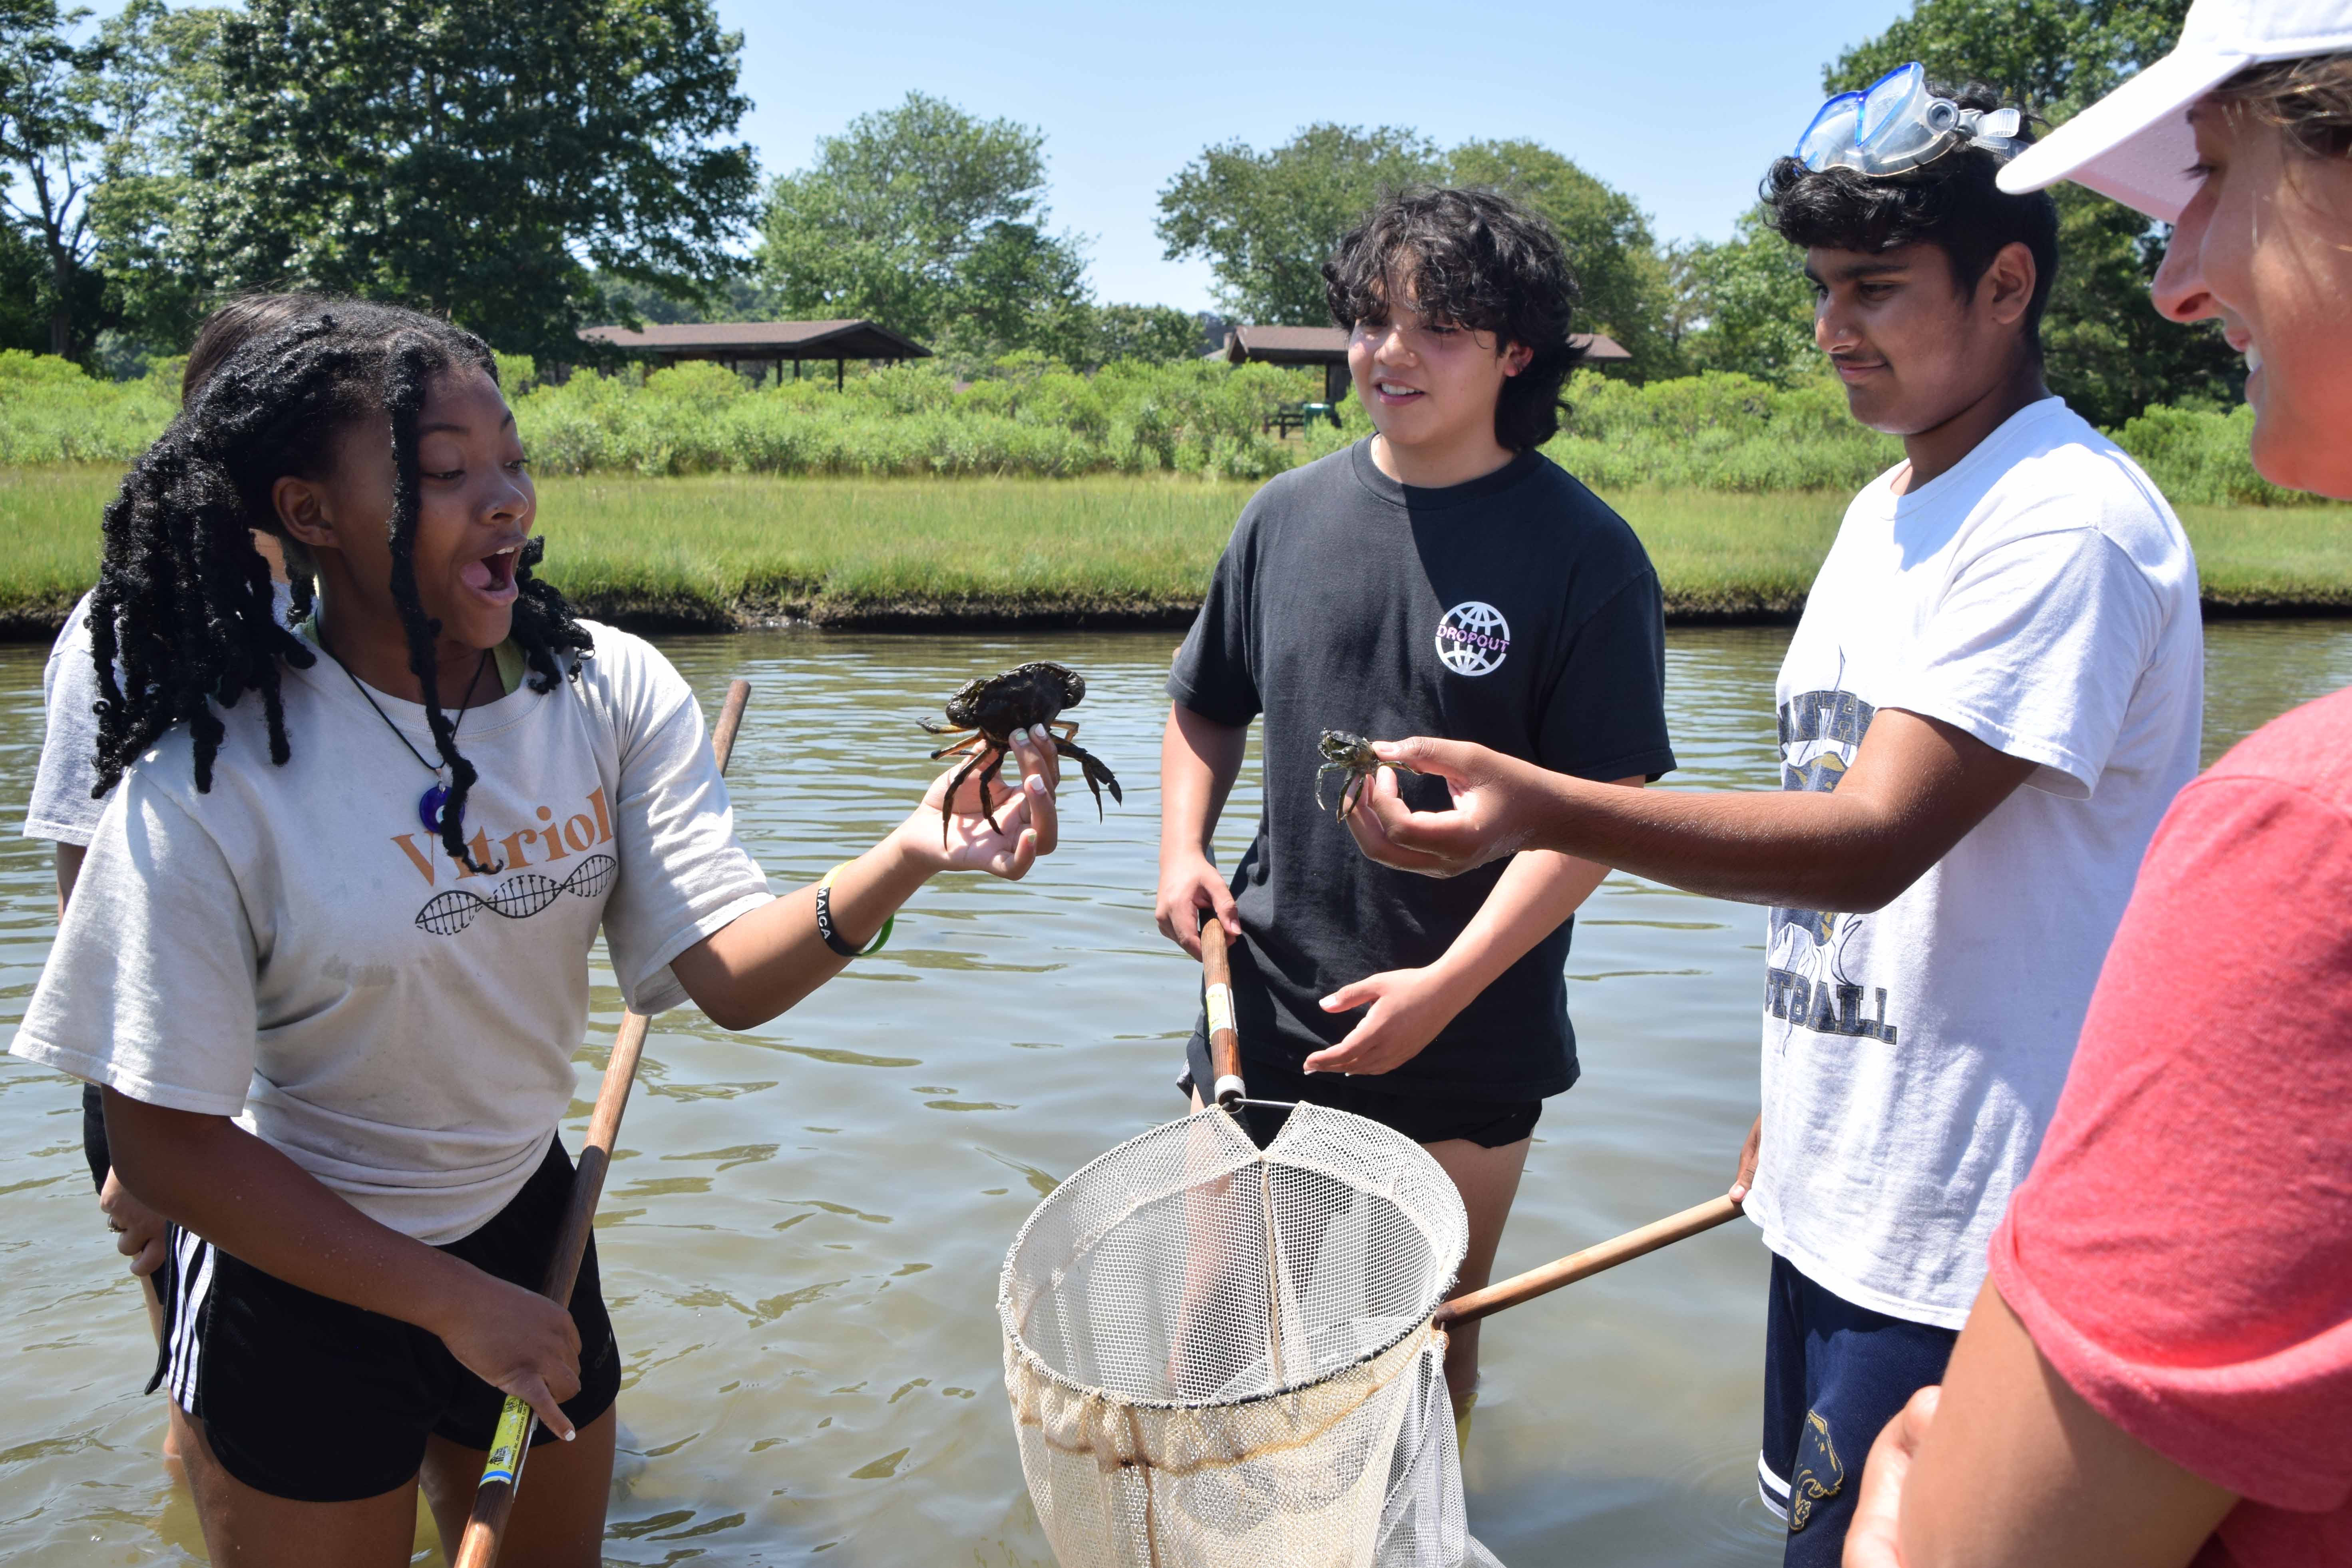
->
xmin=1998 ymin=0 xmax=2352 ymax=219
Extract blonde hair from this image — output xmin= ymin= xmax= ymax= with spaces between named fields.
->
xmin=2218 ymin=54 xmax=2352 ymax=159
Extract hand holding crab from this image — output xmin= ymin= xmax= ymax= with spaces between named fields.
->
xmin=919 ymin=662 xmax=1122 ymax=846
xmin=1316 ymin=730 xmax=1419 ymax=823
xmin=898 ymin=733 xmax=1058 ymax=878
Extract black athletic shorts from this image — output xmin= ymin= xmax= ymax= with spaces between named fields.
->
xmin=82 ymin=1081 xmax=167 ymax=1306
xmin=149 ymin=1135 xmax=622 ymax=1502
xmin=1182 ymin=1033 xmax=1542 ymax=1149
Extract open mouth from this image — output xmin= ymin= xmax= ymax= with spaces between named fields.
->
xmin=1373 ymin=380 xmax=1425 ymax=404
xmin=462 ymin=543 xmax=522 ymax=602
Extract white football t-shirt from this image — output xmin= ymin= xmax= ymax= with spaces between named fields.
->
xmin=11 ymin=620 xmax=774 ymax=1244
xmin=1746 ymin=397 xmax=2203 ymax=1329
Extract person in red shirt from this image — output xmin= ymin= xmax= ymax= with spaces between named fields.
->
xmin=1843 ymin=6 xmax=2352 ymax=1567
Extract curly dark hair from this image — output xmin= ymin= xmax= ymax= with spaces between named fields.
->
xmin=1322 ymin=187 xmax=1582 ymax=452
xmin=181 ymin=293 xmax=329 ymax=400
xmin=88 ymin=299 xmax=592 ymax=874
xmin=1762 ymin=81 xmax=2058 ymax=362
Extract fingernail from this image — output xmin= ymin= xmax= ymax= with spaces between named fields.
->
xmin=1027 ymin=775 xmax=1044 ymax=794
xmin=1031 ymin=724 xmax=1048 ymax=743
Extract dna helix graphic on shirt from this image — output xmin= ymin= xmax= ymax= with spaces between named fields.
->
xmin=415 ymin=853 xmax=617 ymax=936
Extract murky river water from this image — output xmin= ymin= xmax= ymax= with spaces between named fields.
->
xmin=4 ymin=619 xmax=2347 ymax=1567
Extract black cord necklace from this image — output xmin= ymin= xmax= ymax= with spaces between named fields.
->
xmin=321 ymin=628 xmax=493 ymax=836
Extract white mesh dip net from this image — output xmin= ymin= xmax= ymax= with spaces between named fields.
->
xmin=999 ymin=1101 xmax=1504 ymax=1568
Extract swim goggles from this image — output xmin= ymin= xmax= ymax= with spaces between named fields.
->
xmin=1794 ymin=62 xmax=2026 ymax=177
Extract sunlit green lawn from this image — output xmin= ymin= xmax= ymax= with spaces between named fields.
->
xmin=4 ymin=466 xmax=2344 ymax=630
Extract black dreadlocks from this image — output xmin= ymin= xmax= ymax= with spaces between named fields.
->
xmin=88 ymin=300 xmax=593 ymax=874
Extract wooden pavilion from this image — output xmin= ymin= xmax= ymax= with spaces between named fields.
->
xmin=1219 ymin=324 xmax=1631 ymax=400
xmin=575 ymin=319 xmax=932 ymax=390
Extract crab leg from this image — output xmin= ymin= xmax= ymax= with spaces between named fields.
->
xmin=1316 ymin=760 xmax=1345 ymax=816
xmin=1051 ymin=737 xmax=1122 ymax=821
xmin=929 ymin=734 xmax=987 ymax=762
xmin=975 ymin=752 xmax=1012 ymax=834
xmin=939 ymin=743 xmax=1003 ymax=846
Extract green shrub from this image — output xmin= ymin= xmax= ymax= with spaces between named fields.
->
xmin=0 ymin=351 xmax=180 ymax=465
xmin=1546 ymin=370 xmax=1902 ymax=493
xmin=2112 ymin=403 xmax=2320 ymax=507
xmin=0 ymin=348 xmax=2324 ymax=504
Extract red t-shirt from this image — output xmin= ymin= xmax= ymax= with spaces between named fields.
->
xmin=1990 ymin=686 xmax=2352 ymax=1568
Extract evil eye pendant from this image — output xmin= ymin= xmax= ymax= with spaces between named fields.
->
xmin=419 ymin=775 xmax=459 ymax=835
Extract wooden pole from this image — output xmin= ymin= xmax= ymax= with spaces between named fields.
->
xmin=1197 ymin=917 xmax=1245 ymax=1112
xmin=1432 ymin=1194 xmax=1743 ymax=1329
xmin=452 ymin=679 xmax=752 ymax=1568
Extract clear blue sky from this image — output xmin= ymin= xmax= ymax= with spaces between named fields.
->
xmin=722 ymin=0 xmax=1915 ymax=312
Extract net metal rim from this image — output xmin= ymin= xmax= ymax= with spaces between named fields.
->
xmin=997 ymin=1103 xmax=1463 ymax=1415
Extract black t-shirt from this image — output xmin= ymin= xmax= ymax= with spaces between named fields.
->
xmin=1169 ymin=440 xmax=1676 ymax=1102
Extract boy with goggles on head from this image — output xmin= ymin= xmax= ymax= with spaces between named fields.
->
xmin=1337 ymin=70 xmax=2203 ymax=1566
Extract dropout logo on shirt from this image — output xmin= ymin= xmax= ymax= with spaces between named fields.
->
xmin=1435 ymin=601 xmax=1510 ymax=676
xmin=1767 ymin=664 xmax=1899 ymax=1044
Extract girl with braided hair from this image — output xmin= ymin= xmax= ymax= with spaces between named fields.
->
xmin=11 ymin=298 xmax=1063 ymax=1564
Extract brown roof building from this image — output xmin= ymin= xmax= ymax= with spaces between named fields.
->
xmin=1218 ymin=323 xmax=1631 ymax=400
xmin=576 ymin=319 xmax=931 ymax=389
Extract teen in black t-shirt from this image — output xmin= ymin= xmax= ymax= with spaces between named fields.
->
xmin=1157 ymin=189 xmax=1674 ymax=1415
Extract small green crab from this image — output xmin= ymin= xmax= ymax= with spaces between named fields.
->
xmin=1315 ymin=730 xmax=1418 ymax=823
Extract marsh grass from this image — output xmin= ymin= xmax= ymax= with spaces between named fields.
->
xmin=0 ymin=468 xmax=117 ymax=631
xmin=2 ymin=467 xmax=2344 ymax=632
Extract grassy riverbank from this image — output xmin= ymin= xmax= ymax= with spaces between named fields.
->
xmin=2 ymin=467 xmax=2346 ymax=635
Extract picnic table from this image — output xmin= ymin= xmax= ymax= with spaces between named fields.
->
xmin=1264 ymin=400 xmax=1343 ymax=438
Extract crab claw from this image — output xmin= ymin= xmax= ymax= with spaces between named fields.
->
xmin=1052 ymin=737 xmax=1122 ymax=822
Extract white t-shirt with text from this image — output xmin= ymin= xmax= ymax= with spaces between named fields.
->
xmin=24 ymin=584 xmax=292 ymax=847
xmin=10 ymin=621 xmax=774 ymax=1244
xmin=1745 ymin=398 xmax=2203 ymax=1329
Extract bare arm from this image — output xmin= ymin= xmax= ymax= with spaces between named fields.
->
xmin=1350 ymin=708 xmax=2036 ymax=913
xmin=102 ymin=1090 xmax=587 ymax=1437
xmin=1846 ymin=1279 xmax=2235 ymax=1568
xmin=1306 ymin=787 xmax=1637 ymax=1077
xmin=671 ymin=730 xmax=1059 ymax=1031
xmin=1154 ymin=704 xmax=1248 ymax=957
xmin=54 ymin=841 xmax=83 ymax=916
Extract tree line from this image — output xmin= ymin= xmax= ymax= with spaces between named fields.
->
xmin=1 ymin=0 xmax=2236 ymax=428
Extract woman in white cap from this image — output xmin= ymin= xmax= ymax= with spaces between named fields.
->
xmin=1845 ymin=5 xmax=2352 ymax=1566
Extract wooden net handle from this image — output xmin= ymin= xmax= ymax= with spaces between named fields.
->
xmin=454 ymin=678 xmax=751 ymax=1568
xmin=1198 ymin=915 xmax=1245 ymax=1111
xmin=1433 ymin=1194 xmax=1743 ymax=1329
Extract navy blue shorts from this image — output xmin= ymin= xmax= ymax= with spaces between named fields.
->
xmin=1180 ymin=1033 xmax=1541 ymax=1148
xmin=1758 ymin=1252 xmax=1956 ymax=1567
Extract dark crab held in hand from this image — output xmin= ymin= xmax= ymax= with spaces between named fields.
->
xmin=919 ymin=662 xmax=1122 ymax=843
xmin=1316 ymin=730 xmax=1419 ymax=823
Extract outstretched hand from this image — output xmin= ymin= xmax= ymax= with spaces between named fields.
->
xmin=903 ymin=726 xmax=1062 ymax=880
xmin=1304 ymin=965 xmax=1464 ymax=1077
xmin=1344 ymin=737 xmax=1550 ymax=878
